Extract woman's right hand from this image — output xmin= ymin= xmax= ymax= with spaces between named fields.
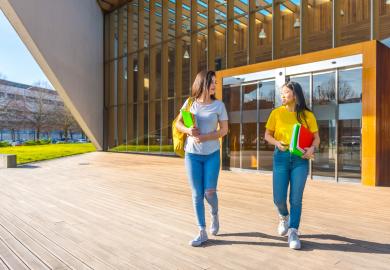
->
xmin=276 ymin=141 xmax=287 ymax=151
xmin=187 ymin=127 xmax=200 ymax=136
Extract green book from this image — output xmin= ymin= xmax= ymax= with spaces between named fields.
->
xmin=289 ymin=123 xmax=314 ymax=157
xmin=181 ymin=109 xmax=195 ymax=128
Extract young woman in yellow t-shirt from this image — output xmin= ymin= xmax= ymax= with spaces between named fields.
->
xmin=265 ymin=81 xmax=320 ymax=250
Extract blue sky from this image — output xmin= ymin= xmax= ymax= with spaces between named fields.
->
xmin=0 ymin=10 xmax=53 ymax=88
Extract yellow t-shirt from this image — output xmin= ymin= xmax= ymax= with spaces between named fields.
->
xmin=265 ymin=106 xmax=318 ymax=146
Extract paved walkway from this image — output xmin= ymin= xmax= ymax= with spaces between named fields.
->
xmin=0 ymin=152 xmax=389 ymax=269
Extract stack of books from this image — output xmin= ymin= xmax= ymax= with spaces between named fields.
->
xmin=289 ymin=123 xmax=314 ymax=157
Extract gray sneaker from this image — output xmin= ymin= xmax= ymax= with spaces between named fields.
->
xmin=189 ymin=230 xmax=208 ymax=247
xmin=288 ymin=228 xmax=301 ymax=250
xmin=210 ymin=214 xmax=219 ymax=236
xmin=278 ymin=215 xmax=289 ymax=236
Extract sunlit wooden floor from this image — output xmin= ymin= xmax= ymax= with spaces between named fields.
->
xmin=0 ymin=151 xmax=389 ymax=269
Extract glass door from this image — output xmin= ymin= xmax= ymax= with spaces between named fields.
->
xmin=258 ymin=80 xmax=275 ymax=171
xmin=241 ymin=83 xmax=258 ymax=170
xmin=337 ymin=67 xmax=362 ymax=182
xmin=312 ymin=71 xmax=337 ymax=179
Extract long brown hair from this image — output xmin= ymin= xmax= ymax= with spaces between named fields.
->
xmin=191 ymin=70 xmax=216 ymax=100
xmin=283 ymin=81 xmax=311 ymax=127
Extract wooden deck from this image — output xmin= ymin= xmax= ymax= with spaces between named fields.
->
xmin=0 ymin=152 xmax=389 ymax=269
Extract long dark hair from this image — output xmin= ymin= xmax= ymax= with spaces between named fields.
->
xmin=283 ymin=81 xmax=311 ymax=126
xmin=191 ymin=70 xmax=216 ymax=100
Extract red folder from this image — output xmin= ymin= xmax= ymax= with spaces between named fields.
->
xmin=289 ymin=123 xmax=314 ymax=157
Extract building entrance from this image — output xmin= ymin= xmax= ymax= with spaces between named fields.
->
xmin=223 ymin=55 xmax=362 ymax=182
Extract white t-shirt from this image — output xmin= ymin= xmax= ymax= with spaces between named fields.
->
xmin=181 ymin=99 xmax=228 ymax=155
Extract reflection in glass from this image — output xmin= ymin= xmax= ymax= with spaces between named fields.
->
xmin=241 ymin=83 xmax=258 ymax=170
xmin=290 ymin=75 xmax=310 ymax=108
xmin=312 ymin=72 xmax=336 ymax=178
xmin=338 ymin=68 xmax=362 ymax=181
xmin=224 ymin=84 xmax=241 ymax=169
xmin=258 ymin=80 xmax=275 ymax=171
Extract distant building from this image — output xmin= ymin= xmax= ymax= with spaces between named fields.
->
xmin=0 ymin=79 xmax=84 ymax=142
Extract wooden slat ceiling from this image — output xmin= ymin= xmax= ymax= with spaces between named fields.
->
xmin=97 ymin=0 xmax=299 ymax=16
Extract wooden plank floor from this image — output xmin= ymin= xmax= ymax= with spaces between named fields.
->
xmin=0 ymin=152 xmax=389 ymax=270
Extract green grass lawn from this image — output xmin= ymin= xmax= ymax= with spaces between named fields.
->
xmin=0 ymin=143 xmax=96 ymax=164
xmin=110 ymin=144 xmax=174 ymax=152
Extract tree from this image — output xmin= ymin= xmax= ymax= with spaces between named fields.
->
xmin=53 ymin=105 xmax=79 ymax=142
xmin=24 ymin=89 xmax=55 ymax=140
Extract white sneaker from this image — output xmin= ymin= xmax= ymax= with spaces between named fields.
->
xmin=189 ymin=230 xmax=208 ymax=247
xmin=210 ymin=214 xmax=219 ymax=236
xmin=278 ymin=215 xmax=289 ymax=236
xmin=288 ymin=228 xmax=301 ymax=250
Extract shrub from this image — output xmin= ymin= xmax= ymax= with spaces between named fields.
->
xmin=0 ymin=141 xmax=11 ymax=147
xmin=24 ymin=139 xmax=52 ymax=146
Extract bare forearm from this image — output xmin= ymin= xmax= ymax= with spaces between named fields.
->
xmin=202 ymin=129 xmax=227 ymax=141
xmin=264 ymin=133 xmax=280 ymax=146
xmin=311 ymin=135 xmax=320 ymax=149
xmin=175 ymin=120 xmax=188 ymax=134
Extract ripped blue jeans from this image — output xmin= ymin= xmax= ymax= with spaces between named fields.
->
xmin=185 ymin=150 xmax=220 ymax=230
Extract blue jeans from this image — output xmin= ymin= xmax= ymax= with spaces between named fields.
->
xmin=273 ymin=148 xmax=309 ymax=229
xmin=185 ymin=150 xmax=220 ymax=230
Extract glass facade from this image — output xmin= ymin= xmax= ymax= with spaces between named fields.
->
xmin=222 ymin=59 xmax=362 ymax=182
xmin=104 ymin=1 xmax=389 ymax=159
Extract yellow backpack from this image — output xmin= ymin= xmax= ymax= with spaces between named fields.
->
xmin=172 ymin=97 xmax=194 ymax=157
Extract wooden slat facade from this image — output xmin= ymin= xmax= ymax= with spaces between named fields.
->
xmin=102 ymin=1 xmax=390 ymax=186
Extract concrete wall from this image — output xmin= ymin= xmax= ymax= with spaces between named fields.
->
xmin=0 ymin=0 xmax=104 ymax=149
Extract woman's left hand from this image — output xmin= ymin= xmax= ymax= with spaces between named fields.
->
xmin=302 ymin=146 xmax=315 ymax=159
xmin=193 ymin=134 xmax=206 ymax=143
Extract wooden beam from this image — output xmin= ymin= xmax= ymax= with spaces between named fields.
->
xmin=127 ymin=2 xmax=134 ymax=145
xmin=175 ymin=0 xmax=183 ymax=113
xmin=208 ymin=0 xmax=216 ymax=70
xmin=370 ymin=0 xmax=379 ymax=40
xmin=256 ymin=0 xmax=273 ymax=14
xmin=249 ymin=0 xmax=256 ymax=64
xmin=108 ymin=12 xmax=115 ymax=148
xmin=137 ymin=1 xmax=145 ymax=145
xmin=117 ymin=8 xmax=124 ymax=146
xmin=149 ymin=0 xmax=157 ymax=140
xmin=227 ymin=0 xmax=234 ymax=68
xmin=333 ymin=0 xmax=341 ymax=47
xmin=272 ymin=1 xmax=281 ymax=59
xmin=300 ymin=0 xmax=309 ymax=54
xmin=283 ymin=1 xmax=298 ymax=13
xmin=191 ymin=0 xmax=198 ymax=84
xmin=161 ymin=0 xmax=169 ymax=145
xmin=103 ymin=13 xmax=110 ymax=150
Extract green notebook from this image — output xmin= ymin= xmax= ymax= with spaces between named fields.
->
xmin=181 ymin=109 xmax=195 ymax=128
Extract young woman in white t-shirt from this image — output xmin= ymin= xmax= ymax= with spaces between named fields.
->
xmin=175 ymin=70 xmax=228 ymax=247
